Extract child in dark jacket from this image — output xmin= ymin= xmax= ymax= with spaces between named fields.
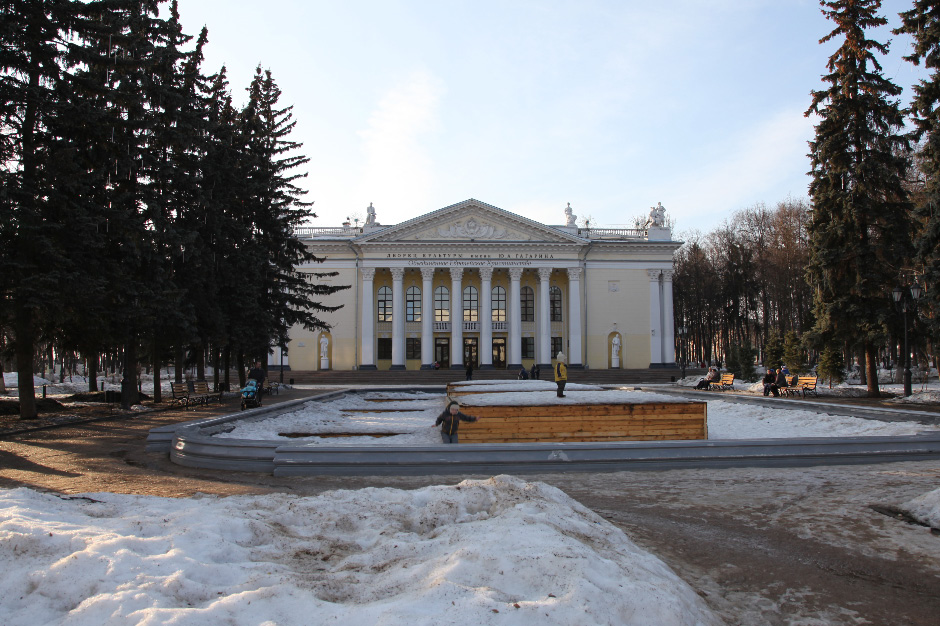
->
xmin=434 ymin=401 xmax=478 ymax=444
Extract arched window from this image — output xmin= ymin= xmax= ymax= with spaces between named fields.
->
xmin=377 ymin=286 xmax=392 ymax=321
xmin=550 ymin=286 xmax=563 ymax=321
xmin=520 ymin=286 xmax=534 ymax=322
xmin=406 ymin=286 xmax=421 ymax=322
xmin=463 ymin=286 xmax=478 ymax=321
xmin=434 ymin=286 xmax=450 ymax=322
xmin=491 ymin=286 xmax=506 ymax=322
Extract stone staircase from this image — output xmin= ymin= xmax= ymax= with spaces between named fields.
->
xmin=274 ymin=367 xmax=704 ymax=386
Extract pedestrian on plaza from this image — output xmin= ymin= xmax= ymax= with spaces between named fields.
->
xmin=465 ymin=361 xmax=473 ymax=381
xmin=531 ymin=363 xmax=540 ymax=380
xmin=434 ymin=401 xmax=478 ymax=444
xmin=554 ymin=352 xmax=568 ymax=398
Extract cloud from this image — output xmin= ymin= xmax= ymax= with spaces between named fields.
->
xmin=356 ymin=70 xmax=445 ymax=223
xmin=666 ymin=107 xmax=815 ymax=230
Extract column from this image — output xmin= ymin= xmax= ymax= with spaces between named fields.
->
xmin=567 ymin=267 xmax=583 ymax=367
xmin=662 ymin=269 xmax=676 ymax=366
xmin=390 ymin=267 xmax=405 ymax=370
xmin=508 ymin=268 xmax=523 ymax=368
xmin=479 ymin=267 xmax=493 ymax=368
xmin=450 ymin=267 xmax=464 ymax=368
xmin=538 ymin=267 xmax=552 ymax=366
xmin=648 ymin=269 xmax=663 ymax=367
xmin=420 ymin=267 xmax=434 ymax=369
xmin=360 ymin=267 xmax=376 ymax=370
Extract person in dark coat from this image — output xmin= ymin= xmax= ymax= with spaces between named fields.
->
xmin=531 ymin=363 xmax=540 ymax=380
xmin=247 ymin=361 xmax=266 ymax=400
xmin=465 ymin=361 xmax=473 ymax=380
xmin=762 ymin=369 xmax=780 ymax=397
xmin=434 ymin=401 xmax=478 ymax=443
xmin=775 ymin=368 xmax=788 ymax=391
xmin=518 ymin=365 xmax=529 ymax=380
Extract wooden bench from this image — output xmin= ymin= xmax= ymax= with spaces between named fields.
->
xmin=784 ymin=376 xmax=818 ymax=398
xmin=708 ymin=373 xmax=735 ymax=391
xmin=190 ymin=381 xmax=221 ymax=405
xmin=168 ymin=382 xmax=192 ymax=407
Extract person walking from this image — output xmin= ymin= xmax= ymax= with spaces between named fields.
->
xmin=554 ymin=352 xmax=568 ymax=397
xmin=434 ymin=401 xmax=478 ymax=444
xmin=531 ymin=363 xmax=540 ymax=380
xmin=465 ymin=361 xmax=473 ymax=381
xmin=247 ymin=361 xmax=266 ymax=401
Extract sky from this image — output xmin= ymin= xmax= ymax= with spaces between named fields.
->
xmin=172 ymin=0 xmax=930 ymax=235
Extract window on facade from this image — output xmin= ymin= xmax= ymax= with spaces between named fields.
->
xmin=406 ymin=338 xmax=421 ymax=360
xmin=521 ymin=286 xmax=534 ymax=322
xmin=406 ymin=286 xmax=421 ymax=322
xmin=377 ymin=286 xmax=392 ymax=322
xmin=521 ymin=337 xmax=535 ymax=359
xmin=551 ymin=336 xmax=563 ymax=358
xmin=491 ymin=286 xmax=506 ymax=322
xmin=434 ymin=286 xmax=450 ymax=322
xmin=550 ymin=286 xmax=563 ymax=321
xmin=463 ymin=286 xmax=478 ymax=322
xmin=377 ymin=338 xmax=392 ymax=359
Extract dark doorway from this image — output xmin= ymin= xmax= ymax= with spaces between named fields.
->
xmin=435 ymin=338 xmax=449 ymax=368
xmin=463 ymin=337 xmax=478 ymax=368
xmin=492 ymin=338 xmax=506 ymax=368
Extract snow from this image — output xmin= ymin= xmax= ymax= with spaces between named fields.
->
xmin=0 ymin=476 xmax=721 ymax=626
xmin=899 ymin=488 xmax=940 ymax=530
xmin=451 ymin=381 xmax=604 ymax=393
xmin=216 ymin=389 xmax=939 ymax=443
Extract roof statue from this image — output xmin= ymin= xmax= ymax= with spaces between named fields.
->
xmin=564 ymin=202 xmax=577 ymax=228
xmin=364 ymin=202 xmax=377 ymax=226
xmin=647 ymin=202 xmax=666 ymax=228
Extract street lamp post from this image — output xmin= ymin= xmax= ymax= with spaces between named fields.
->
xmin=892 ymin=283 xmax=924 ymax=397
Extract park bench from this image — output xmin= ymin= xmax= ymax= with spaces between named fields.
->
xmin=709 ymin=373 xmax=735 ymax=391
xmin=168 ymin=382 xmax=193 ymax=408
xmin=783 ymin=376 xmax=818 ymax=398
xmin=190 ymin=380 xmax=220 ymax=405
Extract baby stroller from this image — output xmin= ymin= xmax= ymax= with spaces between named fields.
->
xmin=240 ymin=379 xmax=262 ymax=410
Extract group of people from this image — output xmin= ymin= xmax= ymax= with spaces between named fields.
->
xmin=693 ymin=364 xmax=796 ymax=396
xmin=436 ymin=352 xmax=569 ymax=444
xmin=517 ymin=363 xmax=541 ymax=380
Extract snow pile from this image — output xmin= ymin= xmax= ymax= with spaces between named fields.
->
xmin=217 ymin=389 xmax=939 ymax=443
xmin=217 ymin=391 xmax=446 ymax=443
xmin=463 ymin=389 xmax=683 ymax=407
xmin=0 ymin=477 xmax=721 ymax=626
xmin=898 ymin=488 xmax=940 ymax=530
xmin=705 ymin=400 xmax=937 ymax=439
xmin=889 ymin=390 xmax=940 ymax=405
xmin=451 ymin=381 xmax=604 ymax=393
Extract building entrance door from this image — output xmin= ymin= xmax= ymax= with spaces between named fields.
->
xmin=435 ymin=338 xmax=449 ymax=368
xmin=492 ymin=338 xmax=506 ymax=368
xmin=463 ymin=338 xmax=478 ymax=368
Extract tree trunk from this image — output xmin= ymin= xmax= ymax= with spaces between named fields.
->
xmin=237 ymin=352 xmax=246 ymax=387
xmin=87 ymin=353 xmax=98 ymax=392
xmin=212 ymin=348 xmax=220 ymax=391
xmin=152 ymin=337 xmax=162 ymax=404
xmin=865 ymin=343 xmax=880 ymax=398
xmin=223 ymin=347 xmax=231 ymax=390
xmin=15 ymin=306 xmax=37 ymax=420
xmin=121 ymin=337 xmax=140 ymax=409
xmin=175 ymin=345 xmax=184 ymax=383
xmin=196 ymin=341 xmax=205 ymax=381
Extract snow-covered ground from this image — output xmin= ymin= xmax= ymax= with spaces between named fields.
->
xmin=900 ymin=487 xmax=940 ymax=529
xmin=0 ymin=476 xmax=723 ymax=626
xmin=1 ymin=370 xmax=228 ymax=397
xmin=217 ymin=389 xmax=939 ymax=443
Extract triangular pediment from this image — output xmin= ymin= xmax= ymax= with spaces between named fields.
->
xmin=356 ymin=199 xmax=586 ymax=244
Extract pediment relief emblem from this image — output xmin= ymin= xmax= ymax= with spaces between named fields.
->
xmin=437 ymin=217 xmax=508 ymax=239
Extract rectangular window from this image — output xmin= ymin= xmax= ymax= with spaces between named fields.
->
xmin=551 ymin=336 xmax=563 ymax=358
xmin=406 ymin=338 xmax=421 ymax=360
xmin=521 ymin=337 xmax=535 ymax=359
xmin=377 ymin=338 xmax=392 ymax=360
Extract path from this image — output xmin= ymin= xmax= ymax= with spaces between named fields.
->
xmin=1 ymin=387 xmax=938 ymax=625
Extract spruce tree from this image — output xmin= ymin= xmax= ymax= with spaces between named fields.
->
xmin=805 ymin=0 xmax=912 ymax=397
xmin=896 ymin=1 xmax=940 ymax=352
xmin=783 ymin=331 xmax=806 ymax=375
xmin=763 ymin=328 xmax=785 ymax=369
xmin=817 ymin=343 xmax=845 ymax=388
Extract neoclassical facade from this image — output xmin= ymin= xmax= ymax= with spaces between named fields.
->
xmin=279 ymin=199 xmax=681 ymax=371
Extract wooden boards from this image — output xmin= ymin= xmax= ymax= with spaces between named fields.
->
xmin=457 ymin=401 xmax=707 ymax=443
